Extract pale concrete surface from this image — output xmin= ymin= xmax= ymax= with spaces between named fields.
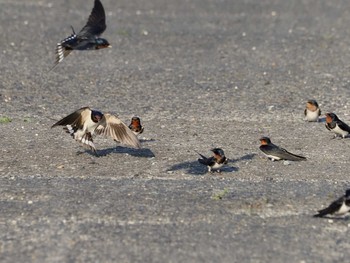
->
xmin=1 ymin=0 xmax=350 ymax=262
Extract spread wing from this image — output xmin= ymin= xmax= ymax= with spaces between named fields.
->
xmin=51 ymin=107 xmax=91 ymax=129
xmin=95 ymin=113 xmax=141 ymax=148
xmin=49 ymin=42 xmax=73 ymax=71
xmin=78 ymin=0 xmax=107 ymax=38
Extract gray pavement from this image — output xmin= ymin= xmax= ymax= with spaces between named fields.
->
xmin=1 ymin=0 xmax=350 ymax=262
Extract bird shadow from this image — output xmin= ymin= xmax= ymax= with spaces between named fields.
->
xmin=166 ymin=153 xmax=256 ymax=175
xmin=81 ymin=146 xmax=155 ymax=158
xmin=318 ymin=117 xmax=326 ymax=123
xmin=114 ymin=146 xmax=155 ymax=158
xmin=313 ymin=215 xmax=350 ymax=221
xmin=167 ymin=160 xmax=238 ymax=175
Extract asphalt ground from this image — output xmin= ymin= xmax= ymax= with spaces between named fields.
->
xmin=1 ymin=0 xmax=350 ymax=262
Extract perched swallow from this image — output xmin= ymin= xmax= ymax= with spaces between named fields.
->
xmin=304 ymin=99 xmax=321 ymax=122
xmin=313 ymin=189 xmax=350 ymax=218
xmin=196 ymin=148 xmax=228 ymax=173
xmin=52 ymin=107 xmax=140 ymax=154
xmin=259 ymin=137 xmax=306 ymax=161
xmin=128 ymin=116 xmax=144 ymax=136
xmin=51 ymin=0 xmax=110 ymax=70
xmin=325 ymin=112 xmax=350 ymax=138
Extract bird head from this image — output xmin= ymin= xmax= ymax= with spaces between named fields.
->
xmin=325 ymin=112 xmax=337 ymax=123
xmin=92 ymin=110 xmax=104 ymax=122
xmin=259 ymin=137 xmax=271 ymax=145
xmin=306 ymin=100 xmax=319 ymax=111
xmin=96 ymin=38 xmax=111 ymax=49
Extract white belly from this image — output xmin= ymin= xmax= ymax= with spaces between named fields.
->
xmin=333 ymin=124 xmax=349 ymax=137
xmin=84 ymin=118 xmax=99 ymax=133
xmin=335 ymin=202 xmax=350 ymax=215
xmin=212 ymin=162 xmax=224 ymax=169
xmin=305 ymin=109 xmax=319 ymax=122
xmin=208 ymin=162 xmax=224 ymax=172
xmin=264 ymin=153 xmax=281 ymax=161
xmin=72 ymin=118 xmax=99 ymax=140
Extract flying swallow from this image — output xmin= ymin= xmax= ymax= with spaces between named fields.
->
xmin=50 ymin=0 xmax=110 ymax=70
xmin=313 ymin=189 xmax=350 ymax=218
xmin=325 ymin=112 xmax=350 ymax=138
xmin=196 ymin=148 xmax=228 ymax=173
xmin=304 ymin=99 xmax=321 ymax=122
xmin=128 ymin=116 xmax=144 ymax=136
xmin=52 ymin=107 xmax=140 ymax=154
xmin=259 ymin=137 xmax=306 ymax=161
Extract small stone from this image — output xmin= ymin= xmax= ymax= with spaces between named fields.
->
xmin=283 ymin=161 xmax=291 ymax=165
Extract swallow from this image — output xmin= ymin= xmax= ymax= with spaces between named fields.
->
xmin=128 ymin=116 xmax=144 ymax=136
xmin=51 ymin=107 xmax=140 ymax=154
xmin=313 ymin=189 xmax=350 ymax=218
xmin=259 ymin=137 xmax=306 ymax=161
xmin=325 ymin=112 xmax=350 ymax=138
xmin=304 ymin=99 xmax=321 ymax=122
xmin=196 ymin=148 xmax=228 ymax=173
xmin=50 ymin=0 xmax=110 ymax=70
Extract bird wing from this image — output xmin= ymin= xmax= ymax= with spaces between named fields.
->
xmin=50 ymin=46 xmax=72 ymax=71
xmin=337 ymin=120 xmax=350 ymax=133
xmin=198 ymin=156 xmax=215 ymax=166
xmin=51 ymin=107 xmax=91 ymax=129
xmin=95 ymin=113 xmax=141 ymax=148
xmin=260 ymin=144 xmax=306 ymax=161
xmin=346 ymin=198 xmax=350 ymax=207
xmin=78 ymin=0 xmax=107 ymax=38
xmin=55 ymin=42 xmax=72 ymax=62
xmin=278 ymin=148 xmax=306 ymax=161
xmin=304 ymin=109 xmax=307 ymax=116
xmin=314 ymin=197 xmax=344 ymax=217
xmin=195 ymin=151 xmax=215 ymax=166
xmin=194 ymin=150 xmax=207 ymax=160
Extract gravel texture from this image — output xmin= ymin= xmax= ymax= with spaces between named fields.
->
xmin=1 ymin=0 xmax=350 ymax=262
